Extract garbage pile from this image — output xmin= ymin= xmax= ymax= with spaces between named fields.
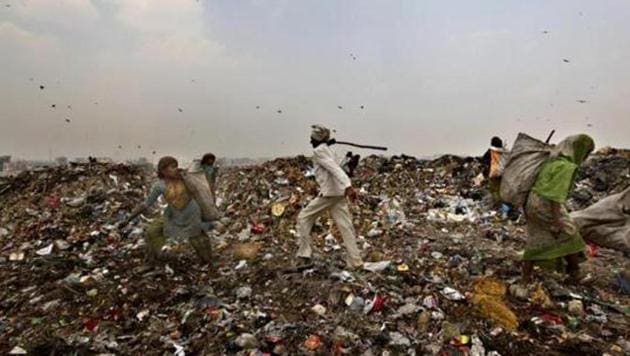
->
xmin=569 ymin=150 xmax=630 ymax=211
xmin=0 ymin=153 xmax=628 ymax=355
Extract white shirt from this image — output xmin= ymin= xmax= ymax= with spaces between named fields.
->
xmin=312 ymin=144 xmax=352 ymax=197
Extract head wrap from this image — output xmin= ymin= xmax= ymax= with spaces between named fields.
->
xmin=311 ymin=125 xmax=331 ymax=142
xmin=533 ymin=134 xmax=595 ymax=203
xmin=491 ymin=136 xmax=503 ymax=148
xmin=553 ymin=134 xmax=595 ymax=164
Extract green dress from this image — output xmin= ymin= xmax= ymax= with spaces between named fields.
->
xmin=523 ymin=134 xmax=594 ymax=266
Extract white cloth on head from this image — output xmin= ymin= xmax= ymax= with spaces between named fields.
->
xmin=313 ymin=144 xmax=351 ymax=197
xmin=311 ymin=125 xmax=331 ymax=141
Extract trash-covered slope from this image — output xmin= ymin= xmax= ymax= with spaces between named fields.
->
xmin=0 ymin=153 xmax=628 ymax=355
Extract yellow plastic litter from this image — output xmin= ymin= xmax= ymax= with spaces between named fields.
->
xmin=458 ymin=335 xmax=470 ymax=344
xmin=529 ymin=283 xmax=554 ymax=309
xmin=472 ymin=277 xmax=519 ymax=331
xmin=397 ymin=263 xmax=410 ymax=272
xmin=473 ymin=276 xmax=507 ymax=297
xmin=271 ymin=203 xmax=286 ymax=217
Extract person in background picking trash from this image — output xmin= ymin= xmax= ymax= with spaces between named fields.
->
xmin=482 ymin=136 xmax=508 ymax=206
xmin=120 ymin=156 xmax=212 ymax=264
xmin=295 ymin=125 xmax=364 ymax=269
xmin=522 ymin=134 xmax=595 ymax=283
xmin=341 ymin=151 xmax=361 ymax=178
xmin=200 ymin=152 xmax=218 ymax=197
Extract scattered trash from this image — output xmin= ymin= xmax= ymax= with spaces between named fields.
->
xmin=250 ymin=223 xmax=266 ymax=234
xmin=271 ymin=203 xmax=286 ymax=217
xmin=586 ymin=242 xmax=598 ymax=257
xmin=35 ymin=244 xmax=53 ymax=256
xmin=530 ymin=284 xmax=554 ymax=309
xmin=472 ymin=277 xmax=519 ymax=331
xmin=9 ymin=346 xmax=27 ymax=355
xmin=345 ymin=294 xmax=365 ymax=312
xmin=442 ymin=287 xmax=465 ymax=301
xmin=9 ymin=252 xmax=24 ymax=261
xmin=364 ymin=294 xmax=385 ymax=314
xmin=235 ymin=260 xmax=248 ymax=270
xmin=568 ymin=300 xmax=584 ymax=316
xmin=304 ymin=335 xmax=321 ymax=350
xmin=0 ymin=152 xmax=626 ymax=354
xmin=614 ymin=271 xmax=630 ymax=295
xmin=236 ymin=286 xmax=253 ymax=300
xmin=509 ymin=284 xmax=529 ymax=301
xmin=423 ymin=295 xmax=439 ymax=309
xmin=235 ymin=333 xmax=259 ymax=349
xmin=136 ymin=309 xmax=150 ymax=322
xmin=363 ymin=260 xmax=391 ymax=272
xmin=389 ymin=331 xmax=411 ymax=346
xmin=441 ymin=321 xmax=461 ymax=340
xmin=417 ymin=310 xmax=431 ymax=332
xmin=311 ymin=304 xmax=327 ymax=316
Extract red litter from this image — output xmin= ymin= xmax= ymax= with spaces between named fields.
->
xmin=250 ymin=223 xmax=266 ymax=234
xmin=586 ymin=242 xmax=598 ymax=257
xmin=82 ymin=318 xmax=99 ymax=332
xmin=365 ymin=294 xmax=385 ymax=314
xmin=46 ymin=195 xmax=61 ymax=209
xmin=540 ymin=312 xmax=563 ymax=325
xmin=264 ymin=335 xmax=282 ymax=344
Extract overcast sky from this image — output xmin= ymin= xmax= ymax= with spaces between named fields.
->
xmin=1 ymin=0 xmax=629 ymax=161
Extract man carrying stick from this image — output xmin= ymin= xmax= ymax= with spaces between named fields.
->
xmin=295 ymin=125 xmax=364 ymax=269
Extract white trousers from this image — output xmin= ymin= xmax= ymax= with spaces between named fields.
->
xmin=296 ymin=196 xmax=362 ymax=267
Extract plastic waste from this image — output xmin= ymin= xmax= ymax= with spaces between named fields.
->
xmin=363 ymin=261 xmax=391 ymax=272
xmin=441 ymin=287 xmax=465 ymax=301
xmin=304 ymin=335 xmax=321 ymax=350
xmin=271 ymin=203 xmax=286 ymax=217
xmin=311 ymin=304 xmax=327 ymax=316
xmin=472 ymin=277 xmax=518 ymax=331
xmin=36 ymin=244 xmax=53 ymax=256
xmin=236 ymin=286 xmax=252 ymax=299
xmin=235 ymin=333 xmax=259 ymax=349
xmin=364 ymin=294 xmax=385 ymax=314
xmin=8 ymin=346 xmax=27 ymax=355
xmin=396 ymin=263 xmax=409 ymax=272
xmin=568 ymin=300 xmax=584 ymax=316
xmin=389 ymin=331 xmax=411 ymax=346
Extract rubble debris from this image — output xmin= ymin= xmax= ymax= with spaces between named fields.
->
xmin=0 ymin=153 xmax=627 ymax=354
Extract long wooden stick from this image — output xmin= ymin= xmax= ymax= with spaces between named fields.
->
xmin=334 ymin=141 xmax=388 ymax=151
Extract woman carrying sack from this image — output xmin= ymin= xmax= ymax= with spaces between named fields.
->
xmin=522 ymin=134 xmax=595 ymax=283
xmin=120 ymin=156 xmax=212 ymax=264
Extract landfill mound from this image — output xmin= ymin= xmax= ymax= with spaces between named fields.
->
xmin=0 ymin=153 xmax=628 ymax=355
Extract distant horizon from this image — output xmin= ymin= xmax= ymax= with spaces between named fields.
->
xmin=3 ymin=144 xmax=627 ymax=166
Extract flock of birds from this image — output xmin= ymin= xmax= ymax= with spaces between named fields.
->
xmin=22 ymin=20 xmax=596 ymax=154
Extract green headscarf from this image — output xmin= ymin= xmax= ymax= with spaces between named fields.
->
xmin=553 ymin=134 xmax=595 ymax=164
xmin=532 ymin=134 xmax=595 ymax=203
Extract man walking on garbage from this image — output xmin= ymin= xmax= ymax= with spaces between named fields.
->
xmin=120 ymin=156 xmax=213 ymax=264
xmin=295 ymin=125 xmax=364 ymax=269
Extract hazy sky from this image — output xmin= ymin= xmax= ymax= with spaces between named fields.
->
xmin=1 ymin=0 xmax=629 ymax=161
